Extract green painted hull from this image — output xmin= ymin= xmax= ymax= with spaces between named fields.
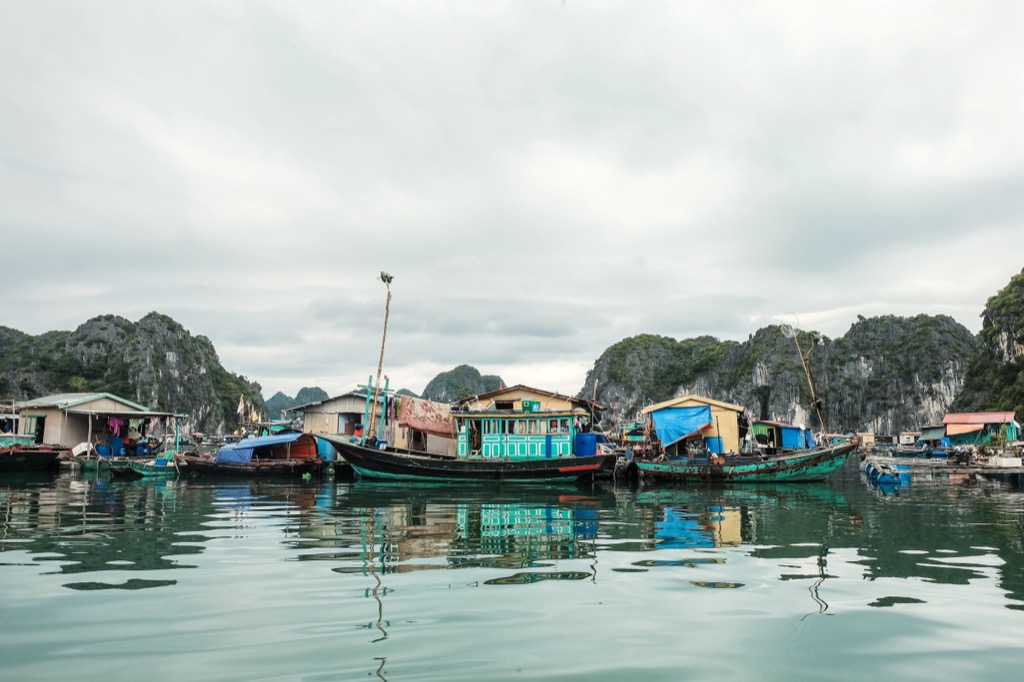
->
xmin=79 ymin=457 xmax=110 ymax=472
xmin=635 ymin=440 xmax=858 ymax=483
xmin=108 ymin=458 xmax=180 ymax=478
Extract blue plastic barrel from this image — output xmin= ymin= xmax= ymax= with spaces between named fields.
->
xmin=575 ymin=433 xmax=598 ymax=457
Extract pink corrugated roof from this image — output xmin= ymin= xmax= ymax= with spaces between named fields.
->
xmin=945 ymin=423 xmax=985 ymax=436
xmin=943 ymin=412 xmax=1015 ymax=424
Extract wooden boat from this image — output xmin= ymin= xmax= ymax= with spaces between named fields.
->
xmin=0 ymin=443 xmax=66 ymax=472
xmin=108 ymin=456 xmax=183 ymax=478
xmin=319 ymin=408 xmax=615 ymax=483
xmin=635 ymin=438 xmax=859 ymax=483
xmin=1 ymin=402 xmax=67 ymax=472
xmin=182 ymin=432 xmax=323 ymax=477
xmin=320 ymin=274 xmax=613 ymax=483
xmin=636 ymin=322 xmax=858 ymax=485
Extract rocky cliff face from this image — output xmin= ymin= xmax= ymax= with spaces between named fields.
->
xmin=956 ymin=267 xmax=1024 ymax=414
xmin=0 ymin=312 xmax=262 ymax=434
xmin=583 ymin=315 xmax=978 ymax=436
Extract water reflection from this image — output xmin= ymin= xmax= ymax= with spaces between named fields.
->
xmin=304 ymin=484 xmax=602 ymax=577
xmin=628 ymin=481 xmax=1024 ymax=610
xmin=0 ymin=475 xmax=207 ymax=589
xmin=2 ymin=473 xmax=1023 ymax=612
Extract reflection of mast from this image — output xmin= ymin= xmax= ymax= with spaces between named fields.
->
xmin=374 ymin=657 xmax=388 ymax=681
xmin=801 ymin=541 xmax=830 ymax=620
xmin=360 ymin=514 xmax=390 ymax=643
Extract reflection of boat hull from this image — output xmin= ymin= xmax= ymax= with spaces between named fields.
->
xmin=320 ymin=435 xmax=614 ymax=482
xmin=635 ymin=440 xmax=858 ymax=483
xmin=0 ymin=445 xmax=65 ymax=472
xmin=182 ymin=454 xmax=322 ymax=477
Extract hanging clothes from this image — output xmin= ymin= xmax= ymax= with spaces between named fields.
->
xmin=107 ymin=417 xmax=125 ymax=437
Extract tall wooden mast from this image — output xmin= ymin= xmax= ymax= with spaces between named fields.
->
xmin=367 ymin=272 xmax=393 ymax=442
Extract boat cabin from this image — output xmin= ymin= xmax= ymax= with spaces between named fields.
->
xmin=454 ymin=408 xmax=593 ymax=460
xmin=750 ymin=420 xmax=816 ymax=454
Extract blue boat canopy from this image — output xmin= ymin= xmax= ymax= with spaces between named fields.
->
xmin=776 ymin=424 xmax=816 ymax=449
xmin=650 ymin=405 xmax=713 ymax=448
xmin=214 ymin=431 xmax=304 ymax=464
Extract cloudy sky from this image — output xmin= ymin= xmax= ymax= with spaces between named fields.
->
xmin=3 ymin=2 xmax=1023 ymax=400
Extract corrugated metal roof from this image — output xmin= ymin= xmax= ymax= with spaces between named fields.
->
xmin=943 ymin=412 xmax=1015 ymax=424
xmin=945 ymin=423 xmax=985 ymax=436
xmin=286 ymin=390 xmax=370 ymax=412
xmin=17 ymin=392 xmax=150 ymax=411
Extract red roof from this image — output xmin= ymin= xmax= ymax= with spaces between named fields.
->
xmin=942 ymin=412 xmax=1015 ymax=425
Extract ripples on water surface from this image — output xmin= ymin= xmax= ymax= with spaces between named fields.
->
xmin=1 ymin=463 xmax=1022 ymax=681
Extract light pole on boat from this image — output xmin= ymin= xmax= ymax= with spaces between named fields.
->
xmin=367 ymin=272 xmax=393 ymax=445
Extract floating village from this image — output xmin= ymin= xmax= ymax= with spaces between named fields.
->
xmin=3 ymin=279 xmax=1023 ymax=490
xmin=2 ymin=378 xmax=1021 ymax=492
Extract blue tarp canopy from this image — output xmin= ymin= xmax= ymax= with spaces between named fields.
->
xmin=778 ymin=425 xmax=816 ymax=449
xmin=651 ymin=405 xmax=713 ymax=448
xmin=214 ymin=431 xmax=304 ymax=464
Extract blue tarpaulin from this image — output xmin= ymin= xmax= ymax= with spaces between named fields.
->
xmin=214 ymin=432 xmax=304 ymax=464
xmin=650 ymin=405 xmax=713 ymax=448
xmin=779 ymin=425 xmax=813 ymax=450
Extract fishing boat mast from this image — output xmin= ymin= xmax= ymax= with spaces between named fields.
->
xmin=366 ymin=272 xmax=393 ymax=443
xmin=782 ymin=322 xmax=827 ymax=436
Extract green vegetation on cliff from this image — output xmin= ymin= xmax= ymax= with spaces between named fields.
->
xmin=957 ymin=267 xmax=1024 ymax=415
xmin=265 ymin=386 xmax=331 ymax=420
xmin=0 ymin=312 xmax=262 ymax=434
xmin=422 ymin=364 xmax=503 ymax=403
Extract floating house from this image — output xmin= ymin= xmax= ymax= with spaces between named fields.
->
xmin=917 ymin=424 xmax=948 ymax=448
xmin=14 ymin=392 xmax=183 ymax=454
xmin=641 ymin=395 xmax=745 ymax=455
xmin=290 ymin=388 xmax=457 ymax=456
xmin=941 ymin=412 xmax=1019 ymax=446
xmin=288 ymin=390 xmax=371 ymax=439
xmin=452 ymin=384 xmax=603 ymax=459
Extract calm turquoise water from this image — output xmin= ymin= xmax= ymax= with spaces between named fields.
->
xmin=1 ymin=461 xmax=1022 ymax=681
